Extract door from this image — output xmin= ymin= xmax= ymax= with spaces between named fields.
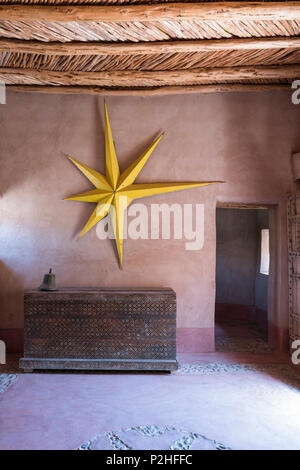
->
xmin=288 ymin=194 xmax=300 ymax=349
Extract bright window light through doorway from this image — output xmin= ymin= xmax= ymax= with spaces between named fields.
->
xmin=260 ymin=229 xmax=270 ymax=275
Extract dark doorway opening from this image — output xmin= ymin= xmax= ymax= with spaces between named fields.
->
xmin=215 ymin=207 xmax=270 ymax=353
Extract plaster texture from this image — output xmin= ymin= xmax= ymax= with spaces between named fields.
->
xmin=0 ymin=90 xmax=299 ymax=350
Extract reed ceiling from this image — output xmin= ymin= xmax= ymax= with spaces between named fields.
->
xmin=0 ymin=1 xmax=299 ymax=94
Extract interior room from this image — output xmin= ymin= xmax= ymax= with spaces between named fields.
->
xmin=215 ymin=207 xmax=270 ymax=353
xmin=0 ymin=0 xmax=300 ymax=452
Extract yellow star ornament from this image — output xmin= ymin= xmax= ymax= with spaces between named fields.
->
xmin=65 ymin=103 xmax=222 ymax=268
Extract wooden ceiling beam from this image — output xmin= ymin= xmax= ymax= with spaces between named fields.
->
xmin=0 ymin=3 xmax=300 ymax=22
xmin=0 ymin=65 xmax=299 ymax=86
xmin=8 ymin=84 xmax=290 ymax=96
xmin=1 ymin=37 xmax=300 ymax=56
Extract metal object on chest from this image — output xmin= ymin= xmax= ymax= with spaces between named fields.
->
xmin=19 ymin=288 xmax=178 ymax=372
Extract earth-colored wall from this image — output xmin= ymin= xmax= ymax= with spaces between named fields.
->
xmin=0 ymin=90 xmax=299 ymax=351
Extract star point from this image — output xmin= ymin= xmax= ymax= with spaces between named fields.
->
xmin=65 ymin=104 xmax=223 ymax=267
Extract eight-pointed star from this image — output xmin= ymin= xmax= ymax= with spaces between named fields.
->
xmin=65 ymin=103 xmax=222 ymax=267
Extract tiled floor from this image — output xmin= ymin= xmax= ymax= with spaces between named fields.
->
xmin=215 ymin=318 xmax=270 ymax=353
xmin=1 ymin=346 xmax=299 ymax=450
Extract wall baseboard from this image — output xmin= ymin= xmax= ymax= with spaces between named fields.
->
xmin=177 ymin=327 xmax=214 ymax=353
xmin=215 ymin=302 xmax=268 ymax=335
xmin=215 ymin=303 xmax=256 ymax=322
xmin=215 ymin=303 xmax=268 ymax=335
xmin=254 ymin=307 xmax=268 ymax=336
xmin=215 ymin=302 xmax=289 ymax=352
xmin=268 ymin=323 xmax=289 ymax=353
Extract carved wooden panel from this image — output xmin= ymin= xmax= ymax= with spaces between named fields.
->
xmin=20 ymin=288 xmax=178 ymax=372
xmin=288 ymin=194 xmax=300 ymax=347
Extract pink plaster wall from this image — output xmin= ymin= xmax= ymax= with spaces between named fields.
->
xmin=0 ymin=90 xmax=299 ymax=352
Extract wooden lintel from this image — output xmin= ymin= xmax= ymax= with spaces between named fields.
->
xmin=217 ymin=202 xmax=272 ymax=209
xmin=0 ymin=3 xmax=300 ymax=23
xmin=7 ymin=84 xmax=290 ymax=96
xmin=0 ymin=65 xmax=299 ymax=87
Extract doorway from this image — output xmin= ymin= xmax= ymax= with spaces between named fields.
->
xmin=215 ymin=207 xmax=270 ymax=353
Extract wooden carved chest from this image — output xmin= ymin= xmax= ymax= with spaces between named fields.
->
xmin=19 ymin=288 xmax=178 ymax=372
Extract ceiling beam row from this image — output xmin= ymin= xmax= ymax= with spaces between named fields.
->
xmin=1 ymin=65 xmax=299 ymax=87
xmin=0 ymin=2 xmax=300 ymax=22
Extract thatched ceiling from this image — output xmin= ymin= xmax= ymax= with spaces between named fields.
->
xmin=0 ymin=1 xmax=299 ymax=95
